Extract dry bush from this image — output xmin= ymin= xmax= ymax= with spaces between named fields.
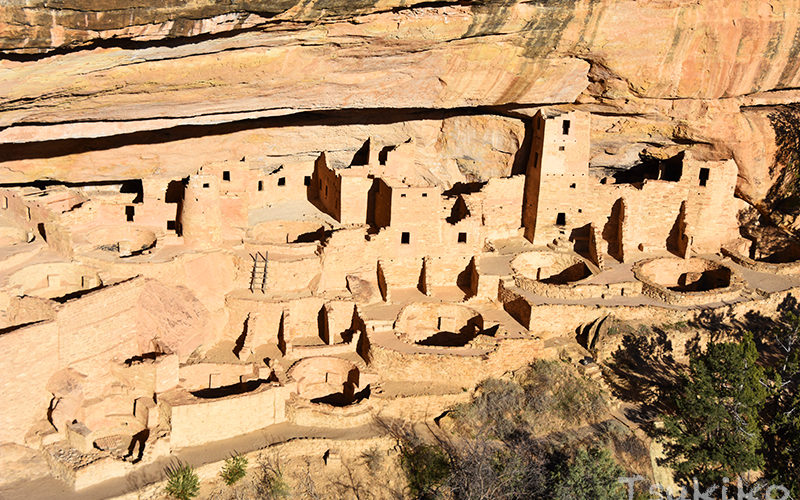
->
xmin=451 ymin=360 xmax=608 ymax=438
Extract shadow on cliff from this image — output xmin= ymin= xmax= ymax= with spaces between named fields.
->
xmin=0 ymin=105 xmax=533 ymax=165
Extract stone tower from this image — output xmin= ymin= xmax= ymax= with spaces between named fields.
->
xmin=523 ymin=110 xmax=590 ymax=246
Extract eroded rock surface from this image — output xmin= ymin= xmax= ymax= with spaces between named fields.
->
xmin=1 ymin=0 xmax=800 ymax=205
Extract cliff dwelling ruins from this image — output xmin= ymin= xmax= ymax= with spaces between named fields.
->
xmin=0 ymin=106 xmax=794 ymax=495
xmin=2 ymin=0 xmax=800 ymax=498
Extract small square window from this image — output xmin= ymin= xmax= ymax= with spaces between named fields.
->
xmin=458 ymin=232 xmax=467 ymax=243
xmin=570 ymin=183 xmax=576 ymax=189
xmin=401 ymin=193 xmax=407 ymax=198
xmin=257 ymin=180 xmax=263 ymax=191
xmin=222 ymin=171 xmax=230 ymax=182
xmin=556 ymin=212 xmax=566 ymax=226
xmin=167 ymin=220 xmax=177 ymax=231
xmin=277 ymin=177 xmax=286 ymax=186
xmin=203 ymin=183 xmax=210 ymax=188
xmin=401 ymin=232 xmax=410 ymax=244
xmin=125 ymin=206 xmax=135 ymax=222
xmin=304 ymin=176 xmax=311 ymax=186
xmin=422 ymin=193 xmax=428 ymax=198
xmin=559 ymin=146 xmax=565 ymax=151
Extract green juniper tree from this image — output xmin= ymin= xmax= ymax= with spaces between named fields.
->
xmin=659 ymin=332 xmax=767 ymax=485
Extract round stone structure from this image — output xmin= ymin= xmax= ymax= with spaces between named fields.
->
xmin=722 ymin=241 xmax=800 ymax=276
xmin=394 ymin=302 xmax=484 ymax=347
xmin=287 ymin=356 xmax=367 ymax=406
xmin=633 ymin=257 xmax=744 ymax=306
xmin=84 ymin=225 xmax=157 ymax=256
xmin=510 ymin=250 xmax=603 ymax=299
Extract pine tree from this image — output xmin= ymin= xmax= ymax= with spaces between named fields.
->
xmin=659 ymin=332 xmax=767 ymax=485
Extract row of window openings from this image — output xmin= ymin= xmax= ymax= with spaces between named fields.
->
xmin=15 ymin=163 xmax=709 ymax=230
xmin=400 ymin=232 xmax=467 ymax=244
xmin=214 ymin=171 xmax=312 ymax=190
xmin=242 ymin=168 xmax=709 ymax=194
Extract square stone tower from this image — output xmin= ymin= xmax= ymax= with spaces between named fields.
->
xmin=523 ymin=110 xmax=590 ymax=246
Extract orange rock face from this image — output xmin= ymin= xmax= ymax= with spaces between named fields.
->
xmin=0 ymin=0 xmax=799 ymax=198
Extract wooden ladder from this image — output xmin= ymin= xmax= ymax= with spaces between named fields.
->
xmin=249 ymin=251 xmax=268 ymax=293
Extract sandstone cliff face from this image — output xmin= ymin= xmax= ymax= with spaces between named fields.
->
xmin=1 ymin=0 xmax=800 ymax=205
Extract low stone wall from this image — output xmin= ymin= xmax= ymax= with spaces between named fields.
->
xmin=722 ymin=246 xmax=800 ymax=276
xmin=633 ymin=257 xmax=745 ymax=306
xmin=179 ymin=362 xmax=255 ymax=391
xmin=394 ymin=302 xmax=483 ymax=343
xmin=289 ymin=341 xmax=356 ymax=359
xmin=638 ymin=279 xmax=744 ymax=306
xmin=508 ymin=250 xmax=637 ymax=299
xmin=503 ymin=281 xmax=800 ymax=343
xmin=368 ymin=337 xmax=543 ymax=389
xmin=161 ymin=384 xmax=290 ymax=449
xmin=81 ymin=225 xmax=157 ymax=254
xmin=7 ymin=261 xmax=101 ymax=299
xmin=247 ymin=220 xmax=325 ymax=244
xmin=286 ymin=356 xmax=360 ymax=398
xmin=44 ymin=443 xmax=131 ymax=491
xmin=513 ymin=275 xmax=641 ymax=299
xmin=285 ymin=395 xmax=374 ymax=428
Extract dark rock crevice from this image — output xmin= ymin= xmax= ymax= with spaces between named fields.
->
xmin=0 ymin=105 xmax=529 ymax=162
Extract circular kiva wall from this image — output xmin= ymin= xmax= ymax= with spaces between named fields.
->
xmin=287 ymin=357 xmax=367 ymax=406
xmin=722 ymin=241 xmax=800 ymax=275
xmin=84 ymin=225 xmax=157 ymax=256
xmin=394 ymin=302 xmax=484 ymax=347
xmin=511 ymin=251 xmax=600 ymax=299
xmin=634 ymin=257 xmax=744 ymax=306
xmin=248 ymin=220 xmax=325 ymax=244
